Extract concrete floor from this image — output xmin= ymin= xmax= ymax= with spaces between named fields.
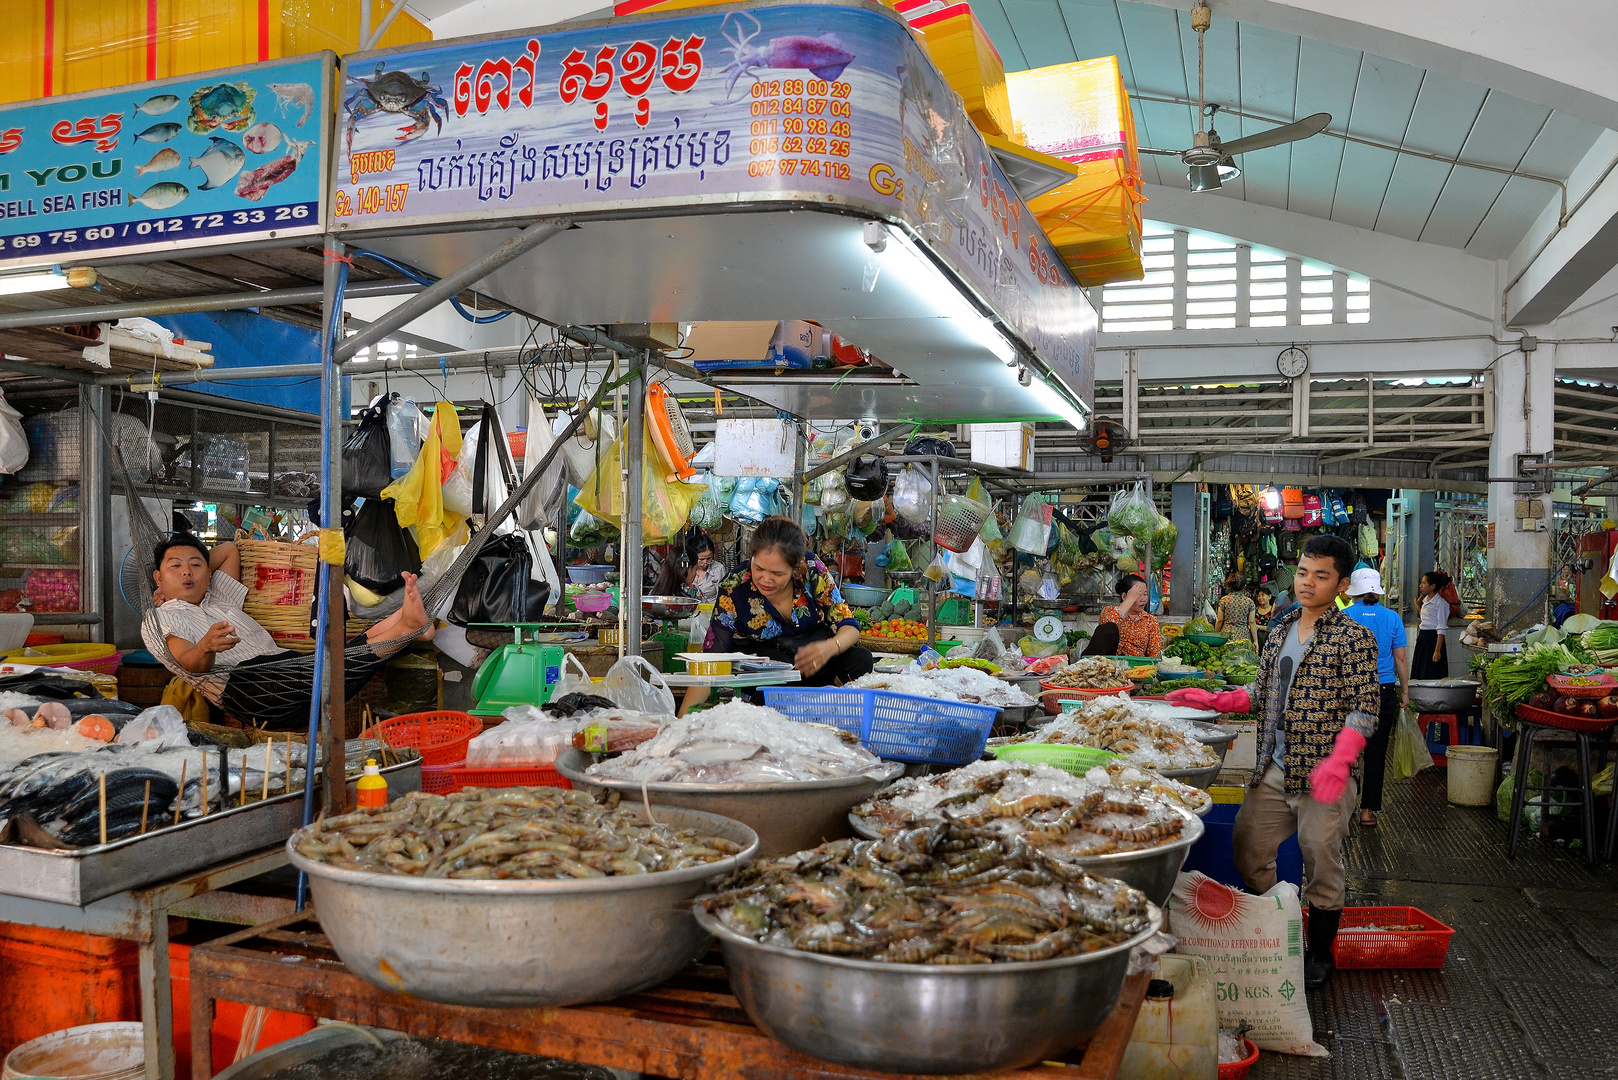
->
xmin=1249 ymin=768 xmax=1618 ymax=1080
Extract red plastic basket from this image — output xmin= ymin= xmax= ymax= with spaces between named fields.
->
xmin=1515 ymin=703 xmax=1618 ymax=734
xmin=1330 ymin=906 xmax=1455 ymax=970
xmin=1218 ymin=1038 xmax=1259 ymax=1079
xmin=420 ymin=761 xmax=463 ymax=795
xmin=1547 ymin=673 xmax=1617 ymax=699
xmin=1037 ymin=683 xmax=1130 ymax=714
xmin=437 ymin=765 xmax=571 ymax=793
xmin=362 ymin=711 xmax=483 ymax=766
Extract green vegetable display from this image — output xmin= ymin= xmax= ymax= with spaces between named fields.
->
xmin=1139 ymin=676 xmax=1225 ymax=696
xmin=1162 ymin=638 xmax=1214 ymax=666
xmin=1584 ymin=625 xmax=1618 ymax=665
xmin=1482 ymin=642 xmax=1580 ymax=719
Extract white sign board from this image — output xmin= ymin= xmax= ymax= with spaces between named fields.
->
xmin=715 ymin=419 xmax=797 ymax=478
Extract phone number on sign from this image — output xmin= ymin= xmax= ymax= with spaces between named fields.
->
xmin=0 ymin=203 xmax=317 ymax=255
xmin=746 ymin=158 xmax=852 ymax=180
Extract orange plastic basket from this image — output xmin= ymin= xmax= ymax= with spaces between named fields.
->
xmin=1218 ymin=1038 xmax=1259 ymax=1079
xmin=439 ymin=765 xmax=571 ymax=793
xmin=362 ymin=711 xmax=483 ymax=767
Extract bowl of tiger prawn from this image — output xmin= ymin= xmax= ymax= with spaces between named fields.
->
xmin=287 ymin=785 xmax=758 ymax=1007
xmin=847 ymin=758 xmax=1203 ymax=906
xmin=694 ymin=823 xmax=1163 ymax=1074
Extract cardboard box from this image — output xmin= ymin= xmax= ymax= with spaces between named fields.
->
xmin=970 ymin=422 xmax=1035 ymax=470
xmin=687 ymin=320 xmax=826 ymax=372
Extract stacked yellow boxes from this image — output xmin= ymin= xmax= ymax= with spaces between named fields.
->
xmin=0 ymin=0 xmax=432 ymax=107
xmin=1007 ymin=57 xmax=1143 ymax=286
xmin=900 ymin=2 xmax=1012 ymax=137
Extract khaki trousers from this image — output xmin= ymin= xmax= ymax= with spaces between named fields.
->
xmin=1232 ymin=762 xmax=1355 ymax=910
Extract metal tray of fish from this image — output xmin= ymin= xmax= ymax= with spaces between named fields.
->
xmin=0 ymin=759 xmax=420 ymax=907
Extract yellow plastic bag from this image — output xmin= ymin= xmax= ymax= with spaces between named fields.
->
xmin=381 ymin=402 xmax=465 ymax=560
xmin=574 ymin=421 xmax=704 ymax=543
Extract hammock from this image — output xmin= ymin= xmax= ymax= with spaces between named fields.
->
xmin=99 ymin=376 xmax=615 ymax=727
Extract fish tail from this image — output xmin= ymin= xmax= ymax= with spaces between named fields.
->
xmin=127 ymin=193 xmax=136 ymax=206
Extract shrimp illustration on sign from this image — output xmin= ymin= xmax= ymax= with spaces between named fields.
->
xmin=344 ymin=64 xmax=448 ymax=152
xmin=715 ymin=11 xmax=855 ymax=103
xmin=268 ymin=83 xmax=314 ymax=128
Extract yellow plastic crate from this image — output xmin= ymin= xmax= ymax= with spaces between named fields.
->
xmin=1008 ymin=57 xmax=1143 ymax=286
xmin=0 ymin=0 xmax=431 ymax=106
xmin=905 ymin=3 xmax=1012 ymax=137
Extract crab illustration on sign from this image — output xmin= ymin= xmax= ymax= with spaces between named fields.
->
xmin=716 ymin=11 xmax=855 ymax=103
xmin=186 ymin=81 xmax=257 ymax=134
xmin=345 ymin=63 xmax=449 ymax=152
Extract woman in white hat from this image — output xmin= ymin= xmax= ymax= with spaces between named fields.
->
xmin=1340 ymin=567 xmax=1409 ymax=827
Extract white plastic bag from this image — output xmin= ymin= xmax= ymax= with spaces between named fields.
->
xmin=517 ymin=395 xmax=565 ymax=531
xmin=551 ymin=652 xmax=596 ymax=701
xmin=1008 ymin=494 xmax=1052 ymax=555
xmin=386 ymin=395 xmax=424 ymax=480
xmin=602 ymin=655 xmax=677 ymax=715
xmin=466 ymin=714 xmax=576 ymax=767
xmin=116 ymin=704 xmax=189 ymax=747
xmin=1168 ymin=872 xmax=1326 ymax=1057
xmin=891 ymin=465 xmax=932 ymax=523
xmin=0 ymin=390 xmax=27 ymax=474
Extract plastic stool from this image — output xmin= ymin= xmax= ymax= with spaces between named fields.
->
xmin=1507 ymin=719 xmax=1598 ymax=864
xmin=1422 ymin=713 xmax=1465 ymax=766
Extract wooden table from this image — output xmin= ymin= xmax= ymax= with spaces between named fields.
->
xmin=189 ymin=913 xmax=1148 ymax=1080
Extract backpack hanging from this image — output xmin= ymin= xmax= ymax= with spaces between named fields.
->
xmin=1260 ymin=487 xmax=1284 ymax=524
xmin=1301 ymin=492 xmax=1323 ymax=527
xmin=1279 ymin=529 xmax=1299 ymax=560
xmin=1329 ymin=490 xmax=1349 ymax=524
xmin=1281 ymin=487 xmax=1306 ymax=520
xmin=1358 ymin=522 xmax=1379 ymax=558
xmin=1212 ymin=485 xmax=1234 ymax=519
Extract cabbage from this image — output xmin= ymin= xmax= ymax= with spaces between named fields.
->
xmin=1562 ymin=613 xmax=1603 ymax=634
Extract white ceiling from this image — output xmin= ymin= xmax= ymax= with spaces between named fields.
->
xmin=976 ymin=0 xmax=1607 ymax=259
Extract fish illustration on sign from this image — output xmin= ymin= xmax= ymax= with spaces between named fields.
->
xmin=189 ymin=137 xmax=246 ymax=190
xmin=132 ymin=94 xmax=180 ymax=117
xmin=268 ymin=82 xmax=314 ymax=127
xmin=127 ymin=182 xmax=188 ymax=210
xmin=134 ymin=122 xmax=181 ymax=143
xmin=235 ymin=137 xmax=312 ymax=202
xmin=134 ymin=147 xmax=181 ymax=175
xmin=243 ymin=121 xmax=282 ymax=154
xmin=716 ymin=11 xmax=855 ymax=102
xmin=186 ymin=81 xmax=256 ymax=134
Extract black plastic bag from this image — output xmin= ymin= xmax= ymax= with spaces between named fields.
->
xmin=449 ymin=532 xmax=551 ymax=626
xmin=345 ymin=497 xmax=421 ymax=594
xmin=904 ymin=435 xmax=956 ymax=458
xmin=342 ymin=402 xmax=394 ymax=499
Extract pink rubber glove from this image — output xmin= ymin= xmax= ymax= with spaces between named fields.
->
xmin=1308 ymin=727 xmax=1368 ymax=804
xmin=1165 ymin=687 xmax=1251 ymax=713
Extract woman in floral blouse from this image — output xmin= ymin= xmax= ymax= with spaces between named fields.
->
xmin=1096 ymin=574 xmax=1163 ymax=658
xmin=681 ymin=517 xmax=873 ymax=712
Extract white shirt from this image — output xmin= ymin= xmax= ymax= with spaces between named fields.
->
xmin=1419 ymin=594 xmax=1450 ymax=632
xmin=143 ymin=573 xmax=288 ymax=673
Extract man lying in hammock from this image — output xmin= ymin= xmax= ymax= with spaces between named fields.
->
xmin=141 ymin=535 xmax=434 ymax=730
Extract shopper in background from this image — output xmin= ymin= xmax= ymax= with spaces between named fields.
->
xmin=1166 ymin=534 xmax=1380 ymax=991
xmin=1095 ymin=573 xmax=1163 ymax=658
xmin=1267 ymin=584 xmax=1300 ymax=632
xmin=684 ymin=534 xmax=727 ymax=605
xmin=650 ymin=546 xmax=689 ymax=598
xmin=1412 ymin=570 xmax=1453 ymax=680
xmin=1341 ymin=568 xmax=1409 ymax=828
xmin=1214 ymin=573 xmax=1258 ymax=645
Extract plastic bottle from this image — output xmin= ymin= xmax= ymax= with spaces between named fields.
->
xmin=1117 ymin=955 xmax=1218 ymax=1080
xmin=355 ymin=759 xmax=389 ymax=809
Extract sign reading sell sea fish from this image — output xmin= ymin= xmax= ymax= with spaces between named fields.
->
xmin=0 ymin=54 xmax=330 ymax=267
xmin=333 ymin=3 xmax=1094 ymax=407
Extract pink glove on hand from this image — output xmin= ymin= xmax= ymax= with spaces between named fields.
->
xmin=1308 ymin=727 xmax=1368 ymax=804
xmin=1165 ymin=687 xmax=1251 ymax=713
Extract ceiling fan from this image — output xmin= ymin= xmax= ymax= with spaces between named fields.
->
xmin=1139 ymin=0 xmax=1332 ymax=191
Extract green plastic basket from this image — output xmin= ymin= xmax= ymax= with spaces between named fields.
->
xmin=992 ymin=743 xmax=1122 ymax=775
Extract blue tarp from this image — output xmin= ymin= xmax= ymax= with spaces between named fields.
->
xmin=153 ymin=311 xmax=323 ymax=415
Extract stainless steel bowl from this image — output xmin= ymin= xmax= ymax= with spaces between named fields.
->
xmin=642 ymin=594 xmax=700 ymax=620
xmin=694 ymin=901 xmax=1163 ymax=1074
xmin=841 ymin=583 xmax=889 ymax=606
xmin=1408 ymin=679 xmax=1479 ymax=713
xmin=557 ymin=749 xmax=902 ymax=858
xmin=848 ymin=807 xmax=1202 ymax=906
xmin=287 ymin=805 xmax=758 ymax=1007
xmin=1157 ymin=763 xmax=1221 ymax=790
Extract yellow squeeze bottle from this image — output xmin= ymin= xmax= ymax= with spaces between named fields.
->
xmin=356 ymin=759 xmax=388 ymax=809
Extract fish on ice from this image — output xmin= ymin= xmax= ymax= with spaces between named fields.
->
xmin=189 ymin=137 xmax=246 ymax=191
xmin=127 ymin=182 xmax=189 ymax=210
xmin=134 ymin=148 xmax=181 ymax=176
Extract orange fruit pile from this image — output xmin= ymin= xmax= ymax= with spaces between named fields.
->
xmin=870 ymin=619 xmax=930 ymax=639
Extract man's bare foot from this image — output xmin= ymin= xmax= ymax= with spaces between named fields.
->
xmin=398 ymin=572 xmax=436 ymax=642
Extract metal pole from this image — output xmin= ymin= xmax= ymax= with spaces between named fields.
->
xmin=623 ymin=359 xmax=645 ymax=657
xmin=323 ymin=239 xmax=348 ymax=817
xmin=793 ymin=417 xmax=807 ymax=515
xmin=0 ymin=279 xmax=417 ymax=331
xmin=333 ymin=221 xmax=566 ymax=363
xmin=80 ymin=385 xmax=111 ymax=643
xmin=926 ymin=458 xmax=939 ymax=649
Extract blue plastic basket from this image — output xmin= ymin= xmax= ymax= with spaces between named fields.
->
xmin=762 ymin=686 xmax=998 ymax=765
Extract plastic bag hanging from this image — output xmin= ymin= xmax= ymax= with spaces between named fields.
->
xmin=345 ymin=496 xmax=422 ymax=595
xmin=385 ymin=395 xmax=424 ymax=479
xmin=891 ymin=465 xmax=933 ymax=523
xmin=573 ymin=420 xmax=705 ymax=543
xmin=381 ymin=402 xmax=466 ymax=560
xmin=342 ymin=401 xmax=394 ymax=499
xmin=1009 ymin=494 xmax=1053 ymax=554
xmin=517 ymin=393 xmax=565 ymax=531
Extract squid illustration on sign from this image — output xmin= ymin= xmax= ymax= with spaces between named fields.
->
xmin=345 ymin=63 xmax=449 ymax=152
xmin=716 ymin=11 xmax=855 ymax=102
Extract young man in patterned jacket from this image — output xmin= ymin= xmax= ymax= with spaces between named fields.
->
xmin=1170 ymin=533 xmax=1380 ymax=989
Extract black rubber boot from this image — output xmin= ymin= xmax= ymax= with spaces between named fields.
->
xmin=1305 ymin=908 xmax=1341 ymax=990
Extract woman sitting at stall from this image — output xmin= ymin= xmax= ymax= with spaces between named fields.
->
xmin=680 ymin=516 xmax=873 ymax=714
xmin=1214 ymin=573 xmax=1259 ymax=645
xmin=684 ymin=534 xmax=727 ymax=605
xmin=1084 ymin=573 xmax=1162 ymax=659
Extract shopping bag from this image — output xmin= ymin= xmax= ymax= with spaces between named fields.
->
xmin=447 ymin=531 xmax=551 ymax=626
xmin=518 ymin=394 xmax=565 ymax=530
xmin=1390 ymin=708 xmax=1435 ymax=780
xmin=603 ymin=655 xmax=676 ymax=715
xmin=345 ymin=496 xmax=422 ymax=595
xmin=0 ymin=389 xmax=27 ymax=474
xmin=381 ymin=402 xmax=466 ymax=560
xmin=341 ymin=401 xmax=394 ymax=499
xmin=574 ymin=422 xmax=705 ymax=542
